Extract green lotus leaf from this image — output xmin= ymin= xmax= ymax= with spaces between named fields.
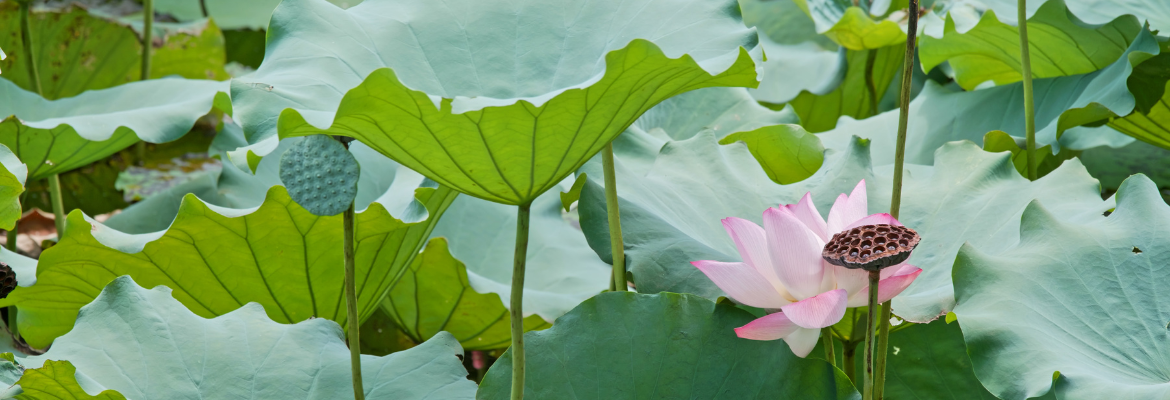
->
xmin=3 ymin=276 xmax=477 ymax=399
xmin=920 ymin=0 xmax=1140 ymax=91
xmin=230 ymin=0 xmax=763 ymax=205
xmin=981 ymin=130 xmax=1080 ymax=178
xmin=477 ymin=292 xmax=859 ymax=399
xmin=788 ymin=43 xmax=905 ymax=132
xmin=154 ymin=0 xmax=362 ymax=30
xmin=818 ymin=28 xmax=1167 ymax=164
xmin=579 ymin=120 xmax=1111 ymax=323
xmin=718 ymin=124 xmax=825 ymax=184
xmin=383 ymin=238 xmax=551 ymax=350
xmin=429 ymin=178 xmax=611 ymax=321
xmin=1080 ymin=138 xmax=1170 ymax=192
xmin=0 ymin=180 xmax=456 ymax=348
xmin=883 ymin=320 xmax=998 ymax=399
xmin=11 ymin=360 xmax=125 ymax=400
xmin=0 ymin=2 xmax=228 ymax=100
xmin=0 ymin=143 xmax=25 ymax=231
xmin=976 ymin=0 xmax=1168 ymax=33
xmin=953 ymin=174 xmax=1170 ymax=400
xmin=0 ymin=77 xmax=231 ymax=182
xmin=793 ymin=0 xmax=906 ymax=50
xmin=1107 ymin=52 xmax=1170 ymax=149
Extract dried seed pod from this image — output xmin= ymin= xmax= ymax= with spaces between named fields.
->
xmin=822 ymin=224 xmax=920 ymax=271
xmin=0 ymin=261 xmax=17 ymax=299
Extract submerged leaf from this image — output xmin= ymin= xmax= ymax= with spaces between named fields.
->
xmin=953 ymin=175 xmax=1170 ymax=400
xmin=477 ymin=292 xmax=859 ymax=399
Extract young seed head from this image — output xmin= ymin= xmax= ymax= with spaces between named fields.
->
xmin=822 ymin=224 xmax=920 ymax=271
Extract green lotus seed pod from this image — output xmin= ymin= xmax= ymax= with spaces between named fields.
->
xmin=279 ymin=135 xmax=360 ymax=216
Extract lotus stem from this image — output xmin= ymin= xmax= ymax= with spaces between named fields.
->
xmin=5 ymin=192 xmax=20 ymax=251
xmin=6 ymin=308 xmax=15 ymax=338
xmin=863 ymin=271 xmax=880 ymax=400
xmin=47 ymin=174 xmax=65 ymax=235
xmin=843 ymin=342 xmax=857 ymax=383
xmin=1018 ymin=0 xmax=1037 ymax=180
xmin=343 ymin=202 xmax=364 ymax=400
xmin=821 ymin=327 xmax=836 ymax=367
xmin=199 ymin=0 xmax=208 ymax=18
xmin=141 ymin=0 xmax=152 ymax=81
xmin=602 ymin=143 xmax=626 ymax=291
xmin=876 ymin=0 xmax=920 ymax=398
xmin=510 ymin=203 xmax=532 ymax=400
xmin=18 ymin=0 xmax=42 ymax=97
xmin=864 ymin=50 xmax=879 ymax=117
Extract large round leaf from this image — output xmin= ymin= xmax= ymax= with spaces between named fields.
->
xmin=153 ymin=0 xmax=362 ymax=29
xmin=231 ymin=0 xmax=764 ymax=205
xmin=920 ymin=0 xmax=1141 ymax=90
xmin=793 ymin=0 xmax=906 ymax=50
xmin=0 ymin=276 xmax=477 ymax=399
xmin=382 ymin=238 xmax=551 ymax=350
xmin=0 ymin=2 xmax=228 ymax=100
xmin=0 ymin=78 xmax=231 ymax=181
xmin=884 ymin=320 xmax=998 ymax=399
xmin=0 ymin=183 xmax=456 ymax=348
xmin=579 ymin=110 xmax=1111 ymax=323
xmin=953 ymin=174 xmax=1170 ymax=400
xmin=976 ymin=0 xmax=1169 ymax=33
xmin=477 ymin=292 xmax=859 ymax=399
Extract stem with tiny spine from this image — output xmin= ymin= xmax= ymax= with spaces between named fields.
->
xmin=510 ymin=203 xmax=531 ymax=400
xmin=135 ymin=0 xmax=154 ymax=165
xmin=344 ymin=202 xmax=364 ymax=400
xmin=876 ymin=1 xmax=920 ymax=398
xmin=1018 ymin=0 xmax=1037 ymax=180
xmin=602 ymin=143 xmax=626 ymax=291
xmin=821 ymin=327 xmax=836 ymax=367
xmin=863 ymin=271 xmax=879 ymax=400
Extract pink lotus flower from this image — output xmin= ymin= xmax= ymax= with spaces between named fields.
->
xmin=691 ymin=180 xmax=922 ymax=357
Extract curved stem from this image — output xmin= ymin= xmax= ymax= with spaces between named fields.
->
xmin=863 ymin=271 xmax=879 ymax=400
xmin=821 ymin=327 xmax=836 ymax=367
xmin=602 ymin=143 xmax=626 ymax=291
xmin=344 ymin=203 xmax=364 ymax=400
xmin=864 ymin=49 xmax=879 ymax=117
xmin=510 ymin=203 xmax=531 ymax=400
xmin=877 ymin=1 xmax=920 ymax=399
xmin=1018 ymin=0 xmax=1037 ymax=180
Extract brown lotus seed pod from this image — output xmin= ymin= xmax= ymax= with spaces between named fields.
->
xmin=822 ymin=224 xmax=920 ymax=271
xmin=0 ymin=262 xmax=16 ymax=299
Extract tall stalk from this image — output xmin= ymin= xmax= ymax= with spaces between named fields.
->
xmin=821 ymin=327 xmax=836 ymax=367
xmin=875 ymin=1 xmax=920 ymax=399
xmin=862 ymin=272 xmax=879 ymax=400
xmin=864 ymin=50 xmax=879 ymax=117
xmin=47 ymin=175 xmax=64 ymax=234
xmin=510 ymin=203 xmax=532 ymax=400
xmin=136 ymin=0 xmax=154 ymax=164
xmin=19 ymin=2 xmax=66 ymax=236
xmin=343 ymin=203 xmax=364 ymax=400
xmin=1018 ymin=0 xmax=1036 ymax=180
xmin=602 ymin=143 xmax=626 ymax=291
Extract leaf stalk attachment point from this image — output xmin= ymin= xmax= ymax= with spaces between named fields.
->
xmin=1018 ymin=0 xmax=1037 ymax=180
xmin=602 ymin=143 xmax=626 ymax=292
xmin=511 ymin=202 xmax=532 ymax=400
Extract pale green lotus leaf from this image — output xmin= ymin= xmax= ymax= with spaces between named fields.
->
xmin=920 ymin=0 xmax=1141 ymax=90
xmin=788 ymin=43 xmax=905 ymax=132
xmin=793 ymin=0 xmax=906 ymax=50
xmin=977 ymin=0 xmax=1169 ymax=33
xmin=0 ymin=180 xmax=456 ymax=348
xmin=953 ymin=174 xmax=1170 ymax=400
xmin=3 ymin=276 xmax=476 ymax=399
xmin=230 ymin=0 xmax=763 ymax=205
xmin=153 ymin=0 xmax=362 ymax=29
xmin=477 ymin=292 xmax=859 ymax=399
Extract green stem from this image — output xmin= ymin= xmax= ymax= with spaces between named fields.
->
xmin=141 ymin=0 xmax=152 ymax=81
xmin=874 ymin=302 xmax=892 ymax=399
xmin=18 ymin=1 xmax=43 ymax=97
xmin=6 ymin=307 xmax=15 ymax=339
xmin=198 ymin=0 xmax=208 ymax=18
xmin=602 ymin=143 xmax=626 ymax=291
xmin=510 ymin=203 xmax=531 ymax=400
xmin=864 ymin=49 xmax=879 ymax=117
xmin=863 ymin=271 xmax=880 ymax=400
xmin=1018 ymin=0 xmax=1037 ymax=180
xmin=47 ymin=174 xmax=65 ymax=235
xmin=5 ymin=193 xmax=24 ymax=252
xmin=876 ymin=1 xmax=920 ymax=398
xmin=843 ymin=342 xmax=857 ymax=384
xmin=821 ymin=327 xmax=836 ymax=367
xmin=343 ymin=204 xmax=364 ymax=400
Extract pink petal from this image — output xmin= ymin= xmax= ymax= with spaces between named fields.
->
xmin=692 ymin=260 xmax=790 ymax=309
xmin=721 ymin=218 xmax=779 ymax=282
xmin=784 ymin=327 xmax=822 ymax=358
xmin=783 ymin=192 xmax=828 ymax=240
xmin=827 ymin=180 xmax=868 ymax=234
xmin=842 ymin=213 xmax=903 ymax=231
xmin=762 ymin=207 xmax=827 ymax=300
xmin=779 ymin=289 xmax=848 ymax=329
xmin=832 ymin=261 xmax=870 ymax=299
xmin=845 ymin=264 xmax=923 ymax=307
xmin=735 ymin=311 xmax=801 ymax=340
